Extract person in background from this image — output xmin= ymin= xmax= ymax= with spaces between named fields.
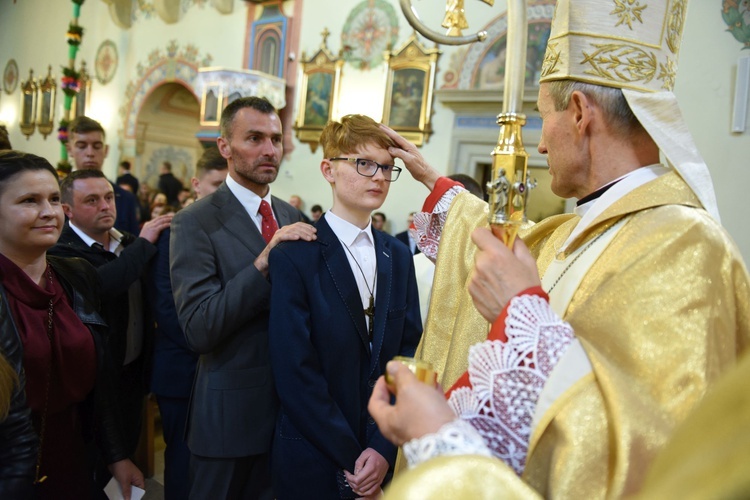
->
xmin=149 ymin=146 xmax=228 ymax=500
xmin=0 ymin=125 xmax=11 ymax=150
xmin=136 ymin=183 xmax=154 ymax=224
xmin=116 ymin=161 xmax=139 ymax=196
xmin=371 ymin=211 xmax=386 ymax=232
xmin=395 ymin=212 xmax=419 ymax=255
xmin=49 ymin=169 xmax=172 ymax=491
xmin=288 ymin=194 xmax=312 ymax=223
xmin=170 ymin=96 xmax=314 ymax=499
xmin=310 ymin=204 xmax=323 ymax=222
xmin=158 ymin=161 xmax=184 ymax=207
xmin=268 ymin=114 xmax=422 ymax=499
xmin=0 ymin=150 xmax=144 ymax=499
xmin=66 ymin=117 xmax=140 ymax=235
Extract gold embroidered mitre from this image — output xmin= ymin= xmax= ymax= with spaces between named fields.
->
xmin=540 ymin=0 xmax=720 ymax=221
xmin=540 ymin=0 xmax=687 ymax=92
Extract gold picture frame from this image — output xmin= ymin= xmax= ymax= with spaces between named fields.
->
xmin=382 ymin=33 xmax=440 ymax=147
xmin=200 ymin=83 xmax=223 ymax=126
xmin=71 ymin=61 xmax=91 ymax=120
xmin=19 ymin=69 xmax=37 ymax=139
xmin=36 ymin=66 xmax=57 ymax=139
xmin=294 ymin=29 xmax=343 ymax=153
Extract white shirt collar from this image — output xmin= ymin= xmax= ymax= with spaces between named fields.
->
xmin=225 ymin=174 xmax=273 ymax=222
xmin=325 ymin=210 xmax=374 ymax=247
xmin=69 ymin=222 xmax=125 ymax=254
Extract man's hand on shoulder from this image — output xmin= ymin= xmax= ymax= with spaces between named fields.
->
xmin=139 ymin=213 xmax=173 ymax=244
xmin=254 ymin=221 xmax=317 ymax=276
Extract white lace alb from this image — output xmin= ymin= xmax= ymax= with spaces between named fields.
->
xmin=448 ymin=294 xmax=574 ymax=474
xmin=402 ymin=419 xmax=492 ymax=468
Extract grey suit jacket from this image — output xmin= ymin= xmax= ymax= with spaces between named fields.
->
xmin=169 ymin=182 xmax=302 ymax=458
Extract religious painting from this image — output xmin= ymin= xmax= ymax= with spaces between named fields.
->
xmin=200 ymin=83 xmax=222 ymax=125
xmin=382 ymin=34 xmax=440 ymax=147
xmin=722 ymin=0 xmax=750 ymax=49
xmin=294 ymin=33 xmax=343 ymax=152
xmin=95 ymin=40 xmax=118 ymax=85
xmin=303 ymin=71 xmax=333 ymax=127
xmin=3 ymin=59 xmax=18 ymax=95
xmin=473 ymin=20 xmax=551 ymax=90
xmin=387 ymin=68 xmax=426 ymax=128
xmin=341 ymin=0 xmax=399 ymax=70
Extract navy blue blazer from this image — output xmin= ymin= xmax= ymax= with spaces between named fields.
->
xmin=268 ymin=216 xmax=422 ymax=498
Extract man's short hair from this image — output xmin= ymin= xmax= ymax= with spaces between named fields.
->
xmin=196 ymin=147 xmax=228 ymax=177
xmin=448 ymin=173 xmax=484 ymax=199
xmin=0 ymin=150 xmax=57 ymax=198
xmin=311 ymin=204 xmax=323 ymax=213
xmin=219 ymin=96 xmax=277 ymax=139
xmin=372 ymin=211 xmax=386 ymax=222
xmin=547 ymin=80 xmax=643 ymax=136
xmin=68 ymin=116 xmax=106 ymax=139
xmin=60 ymin=169 xmax=107 ymax=205
xmin=120 ymin=160 xmax=131 ymax=171
xmin=320 ymin=114 xmax=396 ymax=159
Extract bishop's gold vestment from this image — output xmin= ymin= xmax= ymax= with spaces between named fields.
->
xmin=416 ymin=171 xmax=750 ymax=498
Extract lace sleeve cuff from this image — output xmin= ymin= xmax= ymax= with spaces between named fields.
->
xmin=402 ymin=419 xmax=493 ymax=469
xmin=412 ymin=183 xmax=465 ymax=260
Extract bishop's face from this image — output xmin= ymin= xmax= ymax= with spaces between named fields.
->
xmin=536 ymin=82 xmax=591 ymax=200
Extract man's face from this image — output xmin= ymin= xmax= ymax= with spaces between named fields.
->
xmin=536 ymin=83 xmax=589 ymax=199
xmin=217 ymin=108 xmax=283 ymax=196
xmin=67 ymin=131 xmax=108 ymax=170
xmin=289 ymin=195 xmax=302 ymax=209
xmin=63 ymin=177 xmax=117 ymax=237
xmin=324 ymin=142 xmax=392 ymax=220
xmin=191 ymin=169 xmax=227 ymax=200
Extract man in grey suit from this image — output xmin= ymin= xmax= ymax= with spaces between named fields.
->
xmin=170 ymin=96 xmax=317 ymax=499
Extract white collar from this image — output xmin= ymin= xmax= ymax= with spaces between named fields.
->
xmin=325 ymin=210 xmax=374 ymax=247
xmin=225 ymin=174 xmax=273 ymax=216
xmin=69 ymin=222 xmax=125 ymax=253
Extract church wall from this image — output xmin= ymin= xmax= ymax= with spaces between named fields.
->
xmin=0 ymin=0 xmax=748 ymax=260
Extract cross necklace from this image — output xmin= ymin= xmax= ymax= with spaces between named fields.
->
xmin=342 ymin=243 xmax=377 ymax=343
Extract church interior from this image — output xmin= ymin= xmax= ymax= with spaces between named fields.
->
xmin=1 ymin=0 xmax=749 ymax=497
xmin=1 ymin=0 xmax=748 ymax=255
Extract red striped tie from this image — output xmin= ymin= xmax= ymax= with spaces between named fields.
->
xmin=259 ymin=200 xmax=278 ymax=244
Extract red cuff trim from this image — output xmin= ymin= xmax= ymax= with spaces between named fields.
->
xmin=488 ymin=286 xmax=548 ymax=343
xmin=422 ymin=177 xmax=462 ymax=213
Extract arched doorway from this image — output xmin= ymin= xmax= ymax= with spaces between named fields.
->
xmin=132 ymin=82 xmax=201 ymax=192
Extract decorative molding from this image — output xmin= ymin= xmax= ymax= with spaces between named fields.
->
xmin=119 ymin=41 xmax=213 ymax=139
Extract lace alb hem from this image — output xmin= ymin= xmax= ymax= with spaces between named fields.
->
xmin=403 ymin=419 xmax=493 ymax=468
xmin=448 ymin=294 xmax=575 ymax=474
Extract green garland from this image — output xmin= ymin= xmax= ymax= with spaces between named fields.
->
xmin=59 ymin=0 xmax=85 ymax=164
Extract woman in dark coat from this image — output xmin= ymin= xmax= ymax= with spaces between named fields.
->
xmin=0 ymin=150 xmax=144 ymax=499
